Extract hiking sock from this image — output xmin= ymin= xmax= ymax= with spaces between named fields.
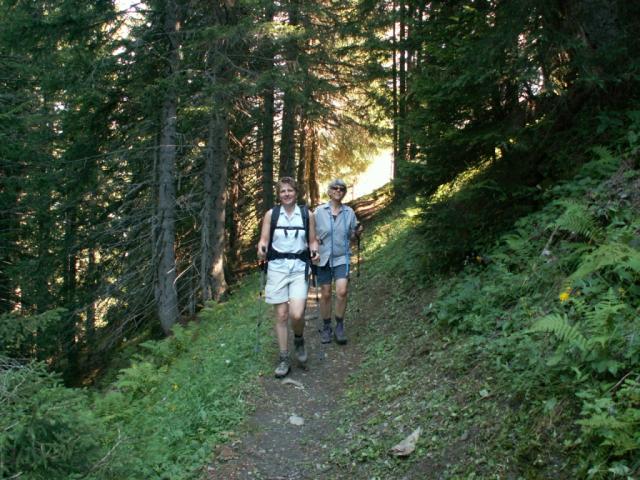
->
xmin=293 ymin=335 xmax=307 ymax=364
xmin=320 ymin=318 xmax=332 ymax=343
xmin=334 ymin=317 xmax=347 ymax=344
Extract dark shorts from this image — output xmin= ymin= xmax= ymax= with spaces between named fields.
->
xmin=316 ymin=263 xmax=349 ymax=285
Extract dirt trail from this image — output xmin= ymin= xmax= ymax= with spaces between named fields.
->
xmin=206 ymin=289 xmax=363 ymax=480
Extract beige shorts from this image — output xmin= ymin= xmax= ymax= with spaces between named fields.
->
xmin=265 ymin=269 xmax=308 ymax=304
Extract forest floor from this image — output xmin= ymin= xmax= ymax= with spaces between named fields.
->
xmin=205 ymin=286 xmax=366 ymax=480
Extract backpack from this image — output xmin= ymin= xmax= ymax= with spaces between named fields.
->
xmin=267 ymin=204 xmax=310 ymax=260
xmin=266 ymin=204 xmax=311 ymax=278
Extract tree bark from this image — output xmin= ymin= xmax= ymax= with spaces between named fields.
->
xmin=260 ymin=6 xmax=276 ymax=214
xmin=201 ymin=108 xmax=229 ymax=302
xmin=397 ymin=0 xmax=407 ymax=173
xmin=391 ymin=0 xmax=399 ymax=179
xmin=307 ymin=124 xmax=320 ymax=207
xmin=296 ymin=115 xmax=308 ymax=203
xmin=261 ymin=86 xmax=275 ymax=211
xmin=279 ymin=90 xmax=297 ymax=178
xmin=279 ymin=0 xmax=300 ymax=179
xmin=155 ymin=0 xmax=180 ymax=334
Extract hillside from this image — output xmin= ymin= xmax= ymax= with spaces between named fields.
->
xmin=4 ymin=146 xmax=638 ymax=479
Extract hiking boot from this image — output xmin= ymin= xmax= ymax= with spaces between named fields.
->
xmin=274 ymin=353 xmax=291 ymax=378
xmin=320 ymin=323 xmax=332 ymax=344
xmin=334 ymin=321 xmax=347 ymax=345
xmin=294 ymin=336 xmax=308 ymax=365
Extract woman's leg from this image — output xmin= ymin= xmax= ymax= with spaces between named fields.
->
xmin=274 ymin=302 xmax=289 ymax=353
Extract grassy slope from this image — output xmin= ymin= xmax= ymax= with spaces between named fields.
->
xmin=328 ymin=150 xmax=640 ymax=478
xmin=87 ymin=276 xmax=274 ymax=479
xmin=7 ymin=152 xmax=637 ymax=479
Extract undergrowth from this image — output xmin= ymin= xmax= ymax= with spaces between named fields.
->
xmin=1 ymin=277 xmax=271 ymax=479
xmin=330 ymin=145 xmax=640 ymax=478
xmin=3 ymin=142 xmax=639 ymax=479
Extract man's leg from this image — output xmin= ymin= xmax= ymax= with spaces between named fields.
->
xmin=274 ymin=302 xmax=291 ymax=377
xmin=319 ymin=283 xmax=333 ymax=343
xmin=319 ymin=283 xmax=332 ymax=320
xmin=274 ymin=302 xmax=289 ymax=352
xmin=288 ymin=298 xmax=306 ymax=336
xmin=334 ymin=278 xmax=349 ymax=345
xmin=334 ymin=278 xmax=349 ymax=318
xmin=288 ymin=272 xmax=309 ymax=365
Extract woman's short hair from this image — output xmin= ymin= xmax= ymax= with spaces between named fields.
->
xmin=277 ymin=176 xmax=297 ymax=191
xmin=327 ymin=178 xmax=347 ymax=192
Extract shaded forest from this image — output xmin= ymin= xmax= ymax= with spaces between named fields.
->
xmin=2 ymin=0 xmax=640 ymax=478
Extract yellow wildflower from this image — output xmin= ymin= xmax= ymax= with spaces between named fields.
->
xmin=559 ymin=291 xmax=570 ymax=302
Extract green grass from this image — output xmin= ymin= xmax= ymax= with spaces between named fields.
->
xmin=91 ymin=275 xmax=274 ymax=479
xmin=4 ymin=148 xmax=638 ymax=479
xmin=1 ymin=273 xmax=273 ymax=480
xmin=326 ymin=149 xmax=640 ymax=478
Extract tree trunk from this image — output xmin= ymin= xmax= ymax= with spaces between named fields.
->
xmin=397 ymin=0 xmax=407 ymax=174
xmin=296 ymin=116 xmax=308 ymax=203
xmin=279 ymin=0 xmax=300 ymax=179
xmin=307 ymin=124 xmax=320 ymax=207
xmin=261 ymin=87 xmax=275 ymax=211
xmin=201 ymin=109 xmax=229 ymax=301
xmin=279 ymin=90 xmax=297 ymax=178
xmin=155 ymin=0 xmax=180 ymax=334
xmin=62 ymin=208 xmax=79 ymax=380
xmin=227 ymin=146 xmax=241 ymax=273
xmin=391 ymin=0 xmax=399 ymax=179
xmin=260 ymin=6 xmax=276 ymax=214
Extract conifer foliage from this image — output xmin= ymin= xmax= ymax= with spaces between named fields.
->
xmin=0 ymin=0 xmax=365 ymax=380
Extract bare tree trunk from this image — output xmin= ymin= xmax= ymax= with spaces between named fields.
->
xmin=155 ymin=0 xmax=180 ymax=334
xmin=227 ymin=148 xmax=241 ymax=272
xmin=260 ymin=6 xmax=276 ymax=214
xmin=279 ymin=90 xmax=297 ymax=178
xmin=391 ymin=0 xmax=399 ymax=179
xmin=200 ymin=116 xmax=215 ymax=302
xmin=296 ymin=115 xmax=308 ymax=203
xmin=86 ymin=250 xmax=96 ymax=348
xmin=397 ymin=0 xmax=407 ymax=173
xmin=279 ymin=0 xmax=300 ymax=179
xmin=63 ymin=208 xmax=79 ymax=379
xmin=307 ymin=124 xmax=320 ymax=207
xmin=261 ymin=87 xmax=275 ymax=211
xmin=201 ymin=108 xmax=229 ymax=301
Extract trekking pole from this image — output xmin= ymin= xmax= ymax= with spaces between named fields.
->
xmin=255 ymin=251 xmax=267 ymax=354
xmin=356 ymin=234 xmax=361 ymax=279
xmin=314 ymin=273 xmax=326 ymax=361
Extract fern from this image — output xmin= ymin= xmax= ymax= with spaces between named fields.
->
xmin=554 ymin=201 xmax=603 ymax=242
xmin=569 ymin=242 xmax=640 ymax=283
xmin=531 ymin=313 xmax=589 ymax=352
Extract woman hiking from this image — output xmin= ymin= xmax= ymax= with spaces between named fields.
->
xmin=313 ymin=179 xmax=363 ymax=345
xmin=257 ymin=177 xmax=319 ymax=378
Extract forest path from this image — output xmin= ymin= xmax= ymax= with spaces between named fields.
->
xmin=205 ymin=286 xmax=365 ymax=480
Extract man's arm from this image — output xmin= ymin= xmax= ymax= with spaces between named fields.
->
xmin=308 ymin=213 xmax=319 ymax=262
xmin=350 ymin=210 xmax=363 ymax=241
xmin=257 ymin=210 xmax=272 ymax=259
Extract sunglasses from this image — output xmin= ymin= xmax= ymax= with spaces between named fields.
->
xmin=332 ymin=186 xmax=347 ymax=192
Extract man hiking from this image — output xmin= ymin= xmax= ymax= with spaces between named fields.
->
xmin=257 ymin=177 xmax=319 ymax=378
xmin=313 ymin=179 xmax=363 ymax=345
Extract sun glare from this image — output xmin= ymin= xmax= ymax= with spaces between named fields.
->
xmin=350 ymin=148 xmax=393 ymax=200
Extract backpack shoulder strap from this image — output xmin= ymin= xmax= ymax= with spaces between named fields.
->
xmin=299 ymin=204 xmax=310 ymax=243
xmin=268 ymin=205 xmax=280 ymax=255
